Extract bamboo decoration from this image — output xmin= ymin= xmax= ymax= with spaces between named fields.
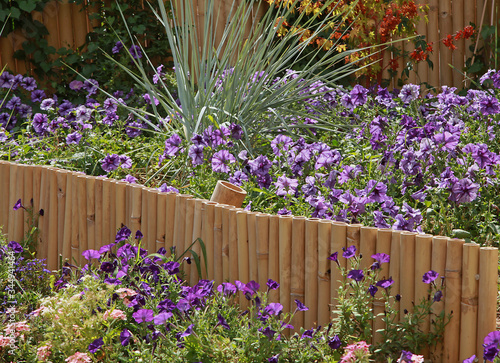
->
xmin=477 ymin=247 xmax=498 ymax=363
xmin=452 ymin=0 xmax=465 ymax=87
xmin=55 ymin=171 xmax=68 ymax=264
xmin=38 ymin=167 xmax=49 ymax=262
xmin=210 ymin=180 xmax=247 ymax=208
xmin=331 ymin=222 xmax=347 ymax=313
xmin=268 ymin=214 xmax=280 ymax=303
xmin=76 ymin=176 xmax=88 ymax=266
xmin=190 ymin=199 xmax=204 ymax=283
xmin=156 ymin=192 xmax=167 ymax=254
xmin=147 ymin=190 xmax=159 ymax=255
xmin=102 ymin=178 xmax=112 ymax=246
xmin=47 ymin=169 xmax=59 ymax=271
xmin=427 ymin=0 xmax=440 ymax=87
xmin=372 ymin=228 xmax=393 ymax=346
xmin=399 ymin=232 xmax=416 ymax=318
xmin=414 ymin=234 xmax=433 ymax=358
xmin=32 ymin=166 xmax=42 ymax=221
xmin=255 ymin=213 xmax=270 ymax=292
xmin=278 ymin=214 xmax=293 ymax=313
xmin=94 ymin=178 xmax=104 ymax=250
xmin=430 ymin=235 xmax=448 ymax=363
xmin=0 ymin=161 xmax=10 ymax=231
xmin=415 ymin=0 xmax=428 ymax=86
xmin=304 ymin=218 xmax=319 ymax=329
xmin=62 ymin=171 xmax=74 ymax=263
xmin=389 ymin=230 xmax=402 ymax=320
xmin=140 ymin=187 xmax=149 ymax=246
xmin=165 ymin=192 xmax=177 ymax=253
xmin=346 ymin=224 xmax=362 ymax=269
xmin=317 ymin=220 xmax=331 ymax=328
xmin=85 ymin=177 xmax=96 ymax=252
xmin=236 ymin=210 xmax=250 ymax=309
xmin=22 ymin=166 xmax=34 ymax=237
xmin=247 ymin=212 xmax=258 ymax=283
xmin=203 ymin=202 xmax=217 ymax=281
xmin=184 ymin=198 xmax=196 ymax=280
xmin=221 ymin=205 xmax=234 ymax=284
xmin=8 ymin=164 xmax=23 ymax=243
xmin=173 ymin=194 xmax=191 ymax=255
xmin=290 ymin=216 xmax=306 ymax=332
xmin=115 ymin=181 xmax=127 ymax=232
xmin=129 ymin=184 xmax=142 ymax=237
xmin=228 ymin=207 xmax=240 ymax=284
xmin=359 ymin=226 xmax=377 ymax=270
xmin=443 ymin=238 xmax=465 ymax=363
xmin=70 ymin=173 xmax=81 ymax=266
xmin=459 ymin=243 xmax=480 ymax=361
xmin=213 ymin=204 xmax=225 ymax=286
xmin=13 ymin=165 xmax=26 ymax=244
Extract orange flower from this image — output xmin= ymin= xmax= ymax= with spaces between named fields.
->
xmin=442 ymin=34 xmax=457 ymax=50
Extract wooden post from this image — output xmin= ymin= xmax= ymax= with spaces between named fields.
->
xmin=228 ymin=207 xmax=240 ymax=283
xmin=58 ymin=0 xmax=74 ymax=49
xmin=247 ymin=212 xmax=258 ymax=283
xmin=173 ymin=194 xmax=191 ymax=255
xmin=304 ymin=218 xmax=319 ymax=329
xmin=38 ymin=167 xmax=49 ymax=262
xmin=115 ymin=181 xmax=127 ymax=233
xmin=463 ymin=0 xmax=476 ymax=86
xmin=184 ymin=197 xmax=196 ymax=279
xmin=279 ymin=214 xmax=293 ymax=313
xmin=427 ymin=0 xmax=440 ymax=89
xmin=290 ymin=216 xmax=306 ymax=331
xmin=70 ymin=173 xmax=80 ymax=266
xmin=221 ymin=205 xmax=234 ymax=284
xmin=415 ymin=0 xmax=429 ymax=86
xmin=389 ymin=230 xmax=402 ymax=320
xmin=359 ymin=226 xmax=377 ymax=270
xmin=56 ymin=170 xmax=68 ymax=266
xmin=459 ymin=243 xmax=480 ymax=361
xmin=47 ymin=169 xmax=59 ymax=271
xmin=203 ymin=202 xmax=217 ymax=280
xmin=147 ymin=190 xmax=159 ymax=254
xmin=85 ymin=177 xmax=96 ymax=252
xmin=476 ymin=247 xmax=498 ymax=363
xmin=94 ymin=178 xmax=104 ymax=251
xmin=346 ymin=224 xmax=362 ymax=269
xmin=399 ymin=232 xmax=416 ymax=318
xmin=0 ymin=162 xmax=10 ymax=231
xmin=331 ymin=222 xmax=347 ymax=317
xmin=317 ymin=220 xmax=331 ymax=328
xmin=102 ymin=179 xmax=112 ymax=246
xmin=256 ymin=213 xmax=270 ymax=292
xmin=156 ymin=192 xmax=167 ymax=253
xmin=71 ymin=0 xmax=88 ymax=49
xmin=165 ymin=192 xmax=177 ymax=254
xmin=213 ymin=204 xmax=225 ymax=286
xmin=141 ymin=187 xmax=150 ymax=250
xmin=22 ymin=166 xmax=34 ymax=238
xmin=268 ymin=214 xmax=280 ymax=303
xmin=430 ymin=236 xmax=448 ymax=362
xmin=414 ymin=234 xmax=433 ymax=358
xmin=452 ymin=0 xmax=465 ymax=87
xmin=43 ymin=0 xmax=60 ymax=60
xmin=439 ymin=0 xmax=454 ymax=88
xmin=210 ymin=180 xmax=247 ymax=208
xmin=62 ymin=171 xmax=74 ymax=262
xmin=76 ymin=176 xmax=88 ymax=265
xmin=236 ymin=210 xmax=249 ymax=310
xmin=8 ymin=164 xmax=22 ymax=243
xmin=443 ymin=238 xmax=465 ymax=363
xmin=190 ymin=198 xmax=204 ymax=283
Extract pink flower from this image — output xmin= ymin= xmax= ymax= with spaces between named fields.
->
xmin=116 ymin=288 xmax=137 ymax=299
xmin=411 ymin=355 xmax=425 ymax=363
xmin=32 ymin=306 xmax=47 ymax=317
xmin=37 ymin=344 xmax=52 ymax=361
xmin=65 ymin=352 xmax=92 ymax=363
xmin=0 ymin=335 xmax=13 ymax=347
xmin=103 ymin=309 xmax=127 ymax=321
xmin=340 ymin=341 xmax=371 ymax=363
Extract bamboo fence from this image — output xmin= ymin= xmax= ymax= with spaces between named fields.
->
xmin=1 ymin=0 xmax=499 ymax=89
xmin=0 ymin=160 xmax=498 ymax=361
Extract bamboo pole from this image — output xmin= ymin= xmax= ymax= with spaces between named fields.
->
xmin=236 ymin=210 xmax=250 ymax=310
xmin=291 ymin=216 xmax=306 ymax=332
xmin=203 ymin=202 xmax=217 ymax=281
xmin=32 ymin=166 xmax=42 ymax=223
xmin=210 ymin=180 xmax=247 ymax=208
xmin=85 ymin=177 xmax=95 ymax=252
xmin=214 ymin=204 xmax=225 ymax=286
xmin=268 ymin=214 xmax=280 ymax=303
xmin=256 ymin=213 xmax=270 ymax=292
xmin=430 ymin=235 xmax=448 ymax=362
xmin=156 ymin=192 xmax=167 ymax=253
xmin=452 ymin=0 xmax=465 ymax=87
xmin=389 ymin=230 xmax=402 ymax=320
xmin=56 ymin=170 xmax=68 ymax=267
xmin=47 ymin=169 xmax=59 ymax=271
xmin=128 ymin=184 xmax=142 ymax=237
xmin=346 ymin=224 xmax=362 ymax=269
xmin=14 ymin=165 xmax=26 ymax=244
xmin=414 ymin=234 xmax=433 ymax=358
xmin=109 ymin=180 xmax=117 ymax=244
xmin=304 ymin=218 xmax=319 ymax=329
xmin=247 ymin=212 xmax=258 ymax=283
xmin=439 ymin=0 xmax=454 ymax=87
xmin=221 ymin=205 xmax=234 ymax=283
xmin=0 ymin=161 xmax=10 ymax=232
xmin=70 ymin=173 xmax=80 ymax=266
xmin=359 ymin=226 xmax=377 ymax=270
xmin=77 ymin=176 xmax=88 ymax=266
xmin=165 ymin=192 xmax=177 ymax=254
xmin=279 ymin=214 xmax=293 ymax=313
xmin=476 ymin=247 xmax=498 ymax=363
xmin=62 ymin=171 xmax=74 ymax=263
xmin=190 ymin=199 xmax=204 ymax=283
xmin=183 ymin=197 xmax=196 ymax=280
xmin=443 ymin=238 xmax=465 ymax=363
xmin=147 ymin=190 xmax=159 ymax=254
xmin=317 ymin=220 xmax=331 ymax=328
xmin=399 ymin=232 xmax=416 ymax=318
xmin=173 ymin=194 xmax=191 ymax=256
xmin=228 ymin=207 xmax=240 ymax=284
xmin=373 ymin=228 xmax=393 ymax=346
xmin=101 ymin=179 xmax=112 ymax=246
xmin=8 ymin=164 xmax=23 ymax=243
xmin=94 ymin=178 xmax=103 ymax=251
xmin=115 ymin=181 xmax=127 ymax=233
xmin=415 ymin=0 xmax=429 ymax=86
xmin=463 ymin=0 xmax=476 ymax=87
xmin=331 ymin=222 xmax=347 ymax=314
xmin=23 ymin=166 xmax=34 ymax=238
xmin=459 ymin=243 xmax=480 ymax=361
xmin=38 ymin=167 xmax=49 ymax=262
xmin=427 ymin=0 xmax=440 ymax=88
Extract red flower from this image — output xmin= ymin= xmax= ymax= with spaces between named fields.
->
xmin=442 ymin=34 xmax=457 ymax=50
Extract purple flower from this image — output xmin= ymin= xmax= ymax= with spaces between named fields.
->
xmin=350 ymin=84 xmax=368 ymax=106
xmin=82 ymin=249 xmax=100 ymax=260
xmin=88 ymin=337 xmax=103 ymax=353
xmin=328 ymin=334 xmax=342 ymax=349
xmin=268 ymin=354 xmax=279 ymax=363
xmin=119 ymin=155 xmax=132 ymax=169
xmin=342 ymin=245 xmax=357 ymax=259
xmin=132 ymin=309 xmax=154 ymax=323
xmin=266 ymin=279 xmax=279 ymax=290
xmin=188 ymin=144 xmax=204 ymax=166
xmin=422 ymin=270 xmax=439 ymax=284
xmin=483 ymin=344 xmax=499 ymax=361
xmin=328 ymin=252 xmax=338 ymax=262
xmin=399 ymin=84 xmax=419 ymax=103
xmin=217 ymin=313 xmax=230 ymax=330
xmin=135 ymin=230 xmax=143 ymax=240
xmin=66 ymin=132 xmax=82 ymax=145
xmin=449 ymin=178 xmax=480 ymax=204
xmin=32 ymin=113 xmax=48 ymax=135
xmin=371 ymin=253 xmax=390 ymax=264
xmin=69 ymin=80 xmax=83 ymax=91
xmin=115 ymin=226 xmax=131 ymax=243
xmin=211 ymin=150 xmax=236 ymax=173
xmin=40 ymin=98 xmax=55 ymax=110
xmin=364 ymin=180 xmax=390 ymax=203
xmin=479 ymin=95 xmax=500 ymax=115
xmin=217 ymin=282 xmax=237 ymax=295
xmin=129 ymin=45 xmax=143 ymax=59
xmin=13 ymin=199 xmax=24 ymax=211
xmin=433 ymin=131 xmax=460 ymax=151
xmin=433 ymin=290 xmax=443 ymax=302
xmin=101 ymin=154 xmax=121 ymax=173
xmin=368 ymin=284 xmax=378 ymax=297
xmin=180 ymin=324 xmax=194 ymax=338
xmin=259 ymin=326 xmax=276 ymax=340
xmin=294 ymin=299 xmax=308 ymax=311
xmin=158 ymin=184 xmax=179 ymax=193
xmin=301 ymin=328 xmax=314 ymax=339
xmin=264 ymin=303 xmax=283 ymax=316
xmin=154 ymin=312 xmax=173 ymax=325
xmin=376 ymin=278 xmax=394 ymax=290
xmin=7 ymin=241 xmax=23 ymax=254
xmin=82 ymin=79 xmax=99 ymax=94
xmin=122 ymin=174 xmax=137 ymax=183
xmin=347 ymin=269 xmax=364 ymax=282
xmin=275 ymin=175 xmax=299 ymax=197
xmin=484 ymin=331 xmax=500 ymax=348
xmin=120 ymin=329 xmax=131 ymax=346
xmin=163 ymin=134 xmax=183 ymax=157
xmin=462 ymin=355 xmax=476 ymax=363
xmin=112 ymin=41 xmax=124 ymax=54
xmin=248 ymin=155 xmax=272 ymax=176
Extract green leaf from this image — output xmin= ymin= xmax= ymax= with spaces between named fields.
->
xmin=10 ymin=7 xmax=21 ymax=19
xmin=467 ymin=62 xmax=483 ymax=73
xmin=18 ymin=0 xmax=37 ymax=12
xmin=451 ymin=229 xmax=471 ymax=239
xmin=23 ymin=41 xmax=37 ymax=55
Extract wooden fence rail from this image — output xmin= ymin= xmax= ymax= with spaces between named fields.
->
xmin=0 ymin=160 xmax=497 ymax=362
xmin=0 ymin=0 xmax=499 ymax=89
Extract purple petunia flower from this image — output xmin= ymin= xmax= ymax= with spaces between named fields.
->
xmin=122 ymin=174 xmax=137 ymax=183
xmin=328 ymin=252 xmax=338 ymax=262
xmin=294 ymin=299 xmax=308 ymax=311
xmin=180 ymin=324 xmax=194 ymax=338
xmin=328 ymin=334 xmax=341 ymax=349
xmin=120 ymin=329 xmax=131 ymax=346
xmin=399 ymin=84 xmax=420 ymax=103
xmin=154 ymin=312 xmax=173 ymax=325
xmin=347 ymin=269 xmax=364 ymax=282
xmin=433 ymin=290 xmax=443 ymax=302
xmin=211 ymin=150 xmax=236 ymax=173
xmin=422 ymin=270 xmax=439 ymax=284
xmin=82 ymin=249 xmax=100 ymax=260
xmin=368 ymin=285 xmax=378 ymax=297
xmin=217 ymin=313 xmax=230 ymax=330
xmin=462 ymin=355 xmax=476 ymax=363
xmin=69 ymin=80 xmax=84 ymax=91
xmin=82 ymin=79 xmax=99 ymax=95
xmin=188 ymin=144 xmax=204 ymax=166
xmin=483 ymin=345 xmax=499 ymax=361
xmin=101 ymin=154 xmax=121 ymax=173
xmin=112 ymin=41 xmax=124 ymax=54
xmin=484 ymin=331 xmax=500 ymax=348
xmin=158 ymin=183 xmax=179 ymax=193
xmin=275 ymin=175 xmax=298 ymax=197
xmin=342 ymin=245 xmax=357 ymax=259
xmin=132 ymin=309 xmax=154 ymax=323
xmin=268 ymin=354 xmax=279 ymax=363
xmin=449 ymin=178 xmax=480 ymax=204
xmin=264 ymin=302 xmax=283 ymax=316
xmin=7 ymin=241 xmax=23 ymax=254
xmin=66 ymin=131 xmax=82 ymax=145
xmin=135 ymin=230 xmax=143 ymax=240
xmin=217 ymin=282 xmax=237 ymax=295
xmin=371 ymin=253 xmax=390 ymax=264
xmin=13 ymin=199 xmax=24 ymax=211
xmin=129 ymin=45 xmax=143 ymax=59
xmin=115 ymin=226 xmax=131 ymax=243
xmin=88 ymin=337 xmax=103 ymax=353
xmin=376 ymin=278 xmax=394 ymax=290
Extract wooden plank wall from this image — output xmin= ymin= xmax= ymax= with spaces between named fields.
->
xmin=0 ymin=160 xmax=497 ymax=361
xmin=0 ymin=1 xmax=497 ymax=89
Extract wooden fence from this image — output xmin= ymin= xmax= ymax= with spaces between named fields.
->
xmin=0 ymin=160 xmax=498 ymax=362
xmin=0 ymin=0 xmax=499 ymax=89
